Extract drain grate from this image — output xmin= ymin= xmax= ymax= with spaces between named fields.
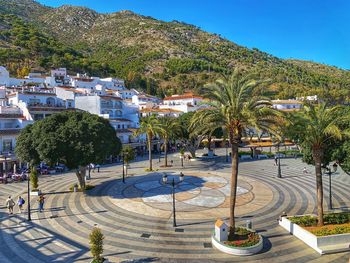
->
xmin=140 ymin=233 xmax=151 ymax=238
xmin=175 ymin=228 xmax=184 ymax=232
xmin=203 ymin=242 xmax=212 ymax=248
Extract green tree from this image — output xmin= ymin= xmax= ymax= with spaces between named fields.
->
xmin=158 ymin=117 xmax=181 ymax=167
xmin=134 ymin=115 xmax=161 ymax=171
xmin=178 ymin=112 xmax=203 ymax=158
xmin=190 ymin=70 xmax=280 ymax=235
xmin=15 ymin=111 xmax=121 ymax=189
xmin=89 ymin=227 xmax=104 ymax=263
xmin=15 ymin=125 xmax=41 ymax=166
xmin=287 ymin=103 xmax=349 ymax=226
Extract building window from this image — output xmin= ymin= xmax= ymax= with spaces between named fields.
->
xmin=2 ymin=139 xmax=12 ymax=152
xmin=33 ymin=114 xmax=44 ymax=121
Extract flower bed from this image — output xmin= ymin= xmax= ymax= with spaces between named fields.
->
xmin=279 ymin=213 xmax=350 ymax=254
xmin=212 ymin=227 xmax=263 ymax=256
xmin=289 ymin=212 xmax=350 ymax=236
xmin=224 ymin=227 xmax=260 ymax=247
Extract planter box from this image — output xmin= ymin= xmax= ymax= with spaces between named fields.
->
xmin=30 ymin=190 xmax=41 ymax=196
xmin=211 ymin=233 xmax=263 ymax=256
xmin=279 ymin=216 xmax=350 ymax=254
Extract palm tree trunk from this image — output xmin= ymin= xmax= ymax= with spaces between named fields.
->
xmin=313 ymin=147 xmax=324 ymax=226
xmin=148 ymin=136 xmax=152 ymax=171
xmin=164 ymin=137 xmax=168 ymax=167
xmin=76 ymin=165 xmax=86 ymax=189
xmin=229 ymin=136 xmax=239 ymax=237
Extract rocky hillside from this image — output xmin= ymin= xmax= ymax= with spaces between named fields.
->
xmin=0 ymin=0 xmax=349 ymax=101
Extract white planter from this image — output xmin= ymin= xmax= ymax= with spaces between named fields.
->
xmin=279 ymin=216 xmax=350 ymax=254
xmin=30 ymin=190 xmax=41 ymax=196
xmin=211 ymin=233 xmax=263 ymax=256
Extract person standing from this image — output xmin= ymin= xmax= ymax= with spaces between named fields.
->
xmin=38 ymin=194 xmax=45 ymax=212
xmin=17 ymin=196 xmax=25 ymax=214
xmin=5 ymin=196 xmax=15 ymax=215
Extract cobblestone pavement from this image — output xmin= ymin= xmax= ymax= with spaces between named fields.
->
xmin=0 ymin=151 xmax=349 ymax=263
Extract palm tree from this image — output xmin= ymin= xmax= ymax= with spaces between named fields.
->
xmin=190 ymin=70 xmax=281 ymax=235
xmin=135 ymin=115 xmax=161 ymax=171
xmin=158 ymin=117 xmax=181 ymax=167
xmin=288 ymin=103 xmax=348 ymax=226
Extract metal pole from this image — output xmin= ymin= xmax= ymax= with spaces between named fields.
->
xmin=278 ymin=156 xmax=282 ymax=178
xmin=27 ymin=171 xmax=31 ymax=221
xmin=181 ymin=157 xmax=183 ymax=167
xmin=329 ymin=170 xmax=332 ymax=210
xmin=172 ymin=178 xmax=176 ymax=227
xmin=122 ymin=155 xmax=125 ymax=183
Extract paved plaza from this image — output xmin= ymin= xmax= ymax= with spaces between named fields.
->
xmin=0 ymin=150 xmax=349 ymax=263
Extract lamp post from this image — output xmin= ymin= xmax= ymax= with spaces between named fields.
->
xmin=277 ymin=144 xmax=282 ymax=178
xmin=122 ymin=154 xmax=125 ymax=183
xmin=158 ymin=141 xmax=161 ymax=163
xmin=323 ymin=163 xmax=338 ymax=210
xmin=162 ymin=172 xmax=184 ymax=227
xmin=27 ymin=168 xmax=31 ymax=221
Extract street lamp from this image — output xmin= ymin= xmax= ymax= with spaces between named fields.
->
xmin=27 ymin=167 xmax=31 ymax=221
xmin=162 ymin=172 xmax=185 ymax=227
xmin=158 ymin=141 xmax=161 ymax=163
xmin=276 ymin=144 xmax=282 ymax=178
xmin=122 ymin=154 xmax=125 ymax=183
xmin=225 ymin=140 xmax=229 ymax=163
xmin=323 ymin=163 xmax=338 ymax=210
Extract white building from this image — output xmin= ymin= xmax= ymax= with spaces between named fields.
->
xmin=75 ymin=95 xmax=140 ymax=144
xmin=116 ymin=88 xmax=138 ymax=100
xmin=272 ymin=99 xmax=303 ymax=111
xmin=8 ymin=90 xmax=68 ymax=121
xmin=0 ymin=106 xmax=30 ymax=154
xmin=132 ymin=94 xmax=161 ymax=110
xmin=160 ymin=92 xmax=204 ymax=114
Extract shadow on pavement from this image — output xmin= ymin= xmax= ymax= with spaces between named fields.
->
xmin=0 ymin=211 xmax=88 ymax=263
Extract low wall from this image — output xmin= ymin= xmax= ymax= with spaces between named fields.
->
xmin=279 ymin=216 xmax=350 ymax=254
xmin=211 ymin=234 xmax=263 ymax=256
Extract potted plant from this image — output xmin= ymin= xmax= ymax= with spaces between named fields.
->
xmin=89 ymin=227 xmax=107 ymax=263
xmin=122 ymin=146 xmax=135 ymax=177
xmin=30 ymin=169 xmax=41 ymax=196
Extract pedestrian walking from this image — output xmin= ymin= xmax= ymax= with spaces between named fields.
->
xmin=38 ymin=194 xmax=45 ymax=212
xmin=5 ymin=196 xmax=15 ymax=215
xmin=274 ymin=156 xmax=278 ymax=166
xmin=96 ymin=164 xmax=100 ymax=173
xmin=17 ymin=196 xmax=25 ymax=214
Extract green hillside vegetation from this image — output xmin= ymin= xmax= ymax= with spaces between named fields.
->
xmin=0 ymin=0 xmax=349 ymax=102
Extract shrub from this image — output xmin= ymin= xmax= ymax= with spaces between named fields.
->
xmin=289 ymin=215 xmax=317 ymax=227
xmin=89 ymin=227 xmax=104 ymax=263
xmin=69 ymin=184 xmax=95 ymax=192
xmin=30 ymin=169 xmax=38 ymax=190
xmin=324 ymin=212 xmax=350 ymax=225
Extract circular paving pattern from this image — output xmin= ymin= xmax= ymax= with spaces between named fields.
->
xmin=108 ymin=172 xmax=272 ymax=219
xmin=0 ymin=157 xmax=349 ymax=263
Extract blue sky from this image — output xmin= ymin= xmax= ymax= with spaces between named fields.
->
xmin=38 ymin=0 xmax=350 ymax=70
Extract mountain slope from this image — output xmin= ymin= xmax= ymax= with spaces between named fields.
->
xmin=0 ymin=0 xmax=349 ymax=101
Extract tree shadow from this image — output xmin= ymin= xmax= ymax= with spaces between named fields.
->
xmin=0 ymin=211 xmax=88 ymax=262
xmin=120 ymin=258 xmax=160 ymax=263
